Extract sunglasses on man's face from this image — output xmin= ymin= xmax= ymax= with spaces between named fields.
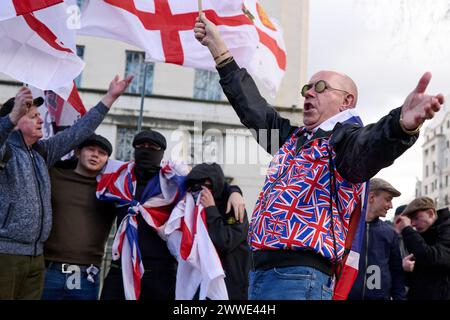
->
xmin=134 ymin=142 xmax=162 ymax=151
xmin=301 ymin=80 xmax=350 ymax=97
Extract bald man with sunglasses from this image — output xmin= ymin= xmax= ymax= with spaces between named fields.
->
xmin=194 ymin=15 xmax=444 ymax=300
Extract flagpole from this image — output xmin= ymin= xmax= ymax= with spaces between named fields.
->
xmin=198 ymin=0 xmax=203 ymax=15
xmin=137 ymin=62 xmax=149 ymax=133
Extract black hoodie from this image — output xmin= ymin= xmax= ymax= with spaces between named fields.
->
xmin=186 ymin=163 xmax=251 ymax=300
xmin=402 ymin=207 xmax=450 ymax=300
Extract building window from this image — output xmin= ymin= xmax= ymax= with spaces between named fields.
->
xmin=447 ymin=120 xmax=450 ymax=129
xmin=193 ymin=69 xmax=222 ymax=101
xmin=124 ymin=51 xmax=154 ymax=95
xmin=433 ymin=161 xmax=436 ymax=174
xmin=74 ymin=45 xmax=85 ymax=88
xmin=446 ymin=175 xmax=449 ymax=188
xmin=115 ymin=127 xmax=141 ymax=162
xmin=424 ymin=149 xmax=429 ymax=157
xmin=425 ymin=165 xmax=429 ymax=177
xmin=431 ymin=145 xmax=436 ymax=152
xmin=424 ymin=185 xmax=428 ymax=194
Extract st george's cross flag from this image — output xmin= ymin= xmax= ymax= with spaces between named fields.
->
xmin=0 ymin=1 xmax=86 ymax=115
xmin=79 ymin=0 xmax=286 ymax=95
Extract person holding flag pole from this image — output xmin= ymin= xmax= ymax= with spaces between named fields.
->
xmin=194 ymin=13 xmax=445 ymax=300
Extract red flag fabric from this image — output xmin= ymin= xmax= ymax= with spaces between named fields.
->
xmin=0 ymin=0 xmax=63 ymax=21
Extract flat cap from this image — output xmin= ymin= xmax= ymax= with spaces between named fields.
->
xmin=369 ymin=178 xmax=401 ymax=197
xmin=132 ymin=129 xmax=167 ymax=150
xmin=77 ymin=134 xmax=113 ymax=156
xmin=402 ymin=196 xmax=435 ymax=217
xmin=0 ymin=96 xmax=45 ymax=117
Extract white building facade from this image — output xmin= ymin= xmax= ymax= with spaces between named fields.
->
xmin=416 ymin=95 xmax=450 ymax=209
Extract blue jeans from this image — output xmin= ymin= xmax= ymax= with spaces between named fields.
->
xmin=249 ymin=266 xmax=334 ymax=300
xmin=41 ymin=263 xmax=100 ymax=300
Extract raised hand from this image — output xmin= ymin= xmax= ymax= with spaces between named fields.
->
xmin=9 ymin=87 xmax=33 ymax=124
xmin=194 ymin=14 xmax=231 ymax=63
xmin=400 ymin=72 xmax=445 ymax=131
xmin=101 ymin=75 xmax=134 ymax=108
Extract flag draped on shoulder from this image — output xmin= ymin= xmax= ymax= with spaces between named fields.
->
xmin=165 ymin=193 xmax=228 ymax=300
xmin=0 ymin=0 xmax=63 ymax=21
xmin=0 ymin=1 xmax=86 ymax=114
xmin=97 ymin=159 xmax=188 ymax=300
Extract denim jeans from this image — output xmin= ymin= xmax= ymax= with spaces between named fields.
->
xmin=41 ymin=263 xmax=100 ymax=300
xmin=248 ymin=266 xmax=334 ymax=300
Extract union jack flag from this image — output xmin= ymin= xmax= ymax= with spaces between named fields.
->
xmin=96 ymin=160 xmax=188 ymax=300
xmin=165 ymin=193 xmax=228 ymax=300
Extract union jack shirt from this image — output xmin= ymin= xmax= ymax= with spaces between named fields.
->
xmin=249 ymin=111 xmax=366 ymax=263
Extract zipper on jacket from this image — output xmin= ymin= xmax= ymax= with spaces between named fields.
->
xmin=24 ymin=141 xmax=45 ymax=256
xmin=259 ymin=135 xmax=324 ymax=211
xmin=362 ymin=222 xmax=370 ymax=299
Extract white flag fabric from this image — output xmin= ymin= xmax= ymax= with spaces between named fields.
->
xmin=79 ymin=0 xmax=258 ymax=70
xmin=0 ymin=0 xmax=62 ymax=21
xmin=165 ymin=193 xmax=228 ymax=300
xmin=79 ymin=0 xmax=286 ymax=96
xmin=243 ymin=0 xmax=287 ymax=96
xmin=0 ymin=1 xmax=86 ymax=114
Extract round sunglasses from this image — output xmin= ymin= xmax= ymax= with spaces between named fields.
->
xmin=301 ymin=80 xmax=350 ymax=97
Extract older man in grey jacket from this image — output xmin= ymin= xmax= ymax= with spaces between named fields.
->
xmin=0 ymin=75 xmax=132 ymax=300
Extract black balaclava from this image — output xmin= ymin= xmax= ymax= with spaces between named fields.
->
xmin=134 ymin=148 xmax=164 ymax=179
xmin=132 ymin=130 xmax=167 ymax=181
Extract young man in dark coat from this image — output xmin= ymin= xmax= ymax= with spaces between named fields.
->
xmin=348 ymin=178 xmax=406 ymax=300
xmin=186 ymin=163 xmax=251 ymax=300
xmin=395 ymin=197 xmax=450 ymax=300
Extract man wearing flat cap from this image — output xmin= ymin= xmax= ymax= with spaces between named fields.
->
xmin=98 ymin=130 xmax=245 ymax=300
xmin=394 ymin=196 xmax=450 ymax=299
xmin=42 ymin=134 xmax=116 ymax=300
xmin=348 ymin=178 xmax=406 ymax=300
xmin=0 ymin=77 xmax=132 ymax=300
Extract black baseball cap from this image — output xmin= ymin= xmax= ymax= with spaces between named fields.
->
xmin=0 ymin=96 xmax=45 ymax=117
xmin=77 ymin=134 xmax=113 ymax=156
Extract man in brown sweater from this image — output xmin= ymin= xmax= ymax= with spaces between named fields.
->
xmin=42 ymin=134 xmax=115 ymax=300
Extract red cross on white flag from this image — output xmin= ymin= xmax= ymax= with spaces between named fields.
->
xmin=80 ymin=0 xmax=258 ymax=68
xmin=0 ymin=1 xmax=86 ymax=115
xmin=0 ymin=0 xmax=63 ymax=21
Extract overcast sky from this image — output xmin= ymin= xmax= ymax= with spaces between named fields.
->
xmin=307 ymin=0 xmax=450 ymax=219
